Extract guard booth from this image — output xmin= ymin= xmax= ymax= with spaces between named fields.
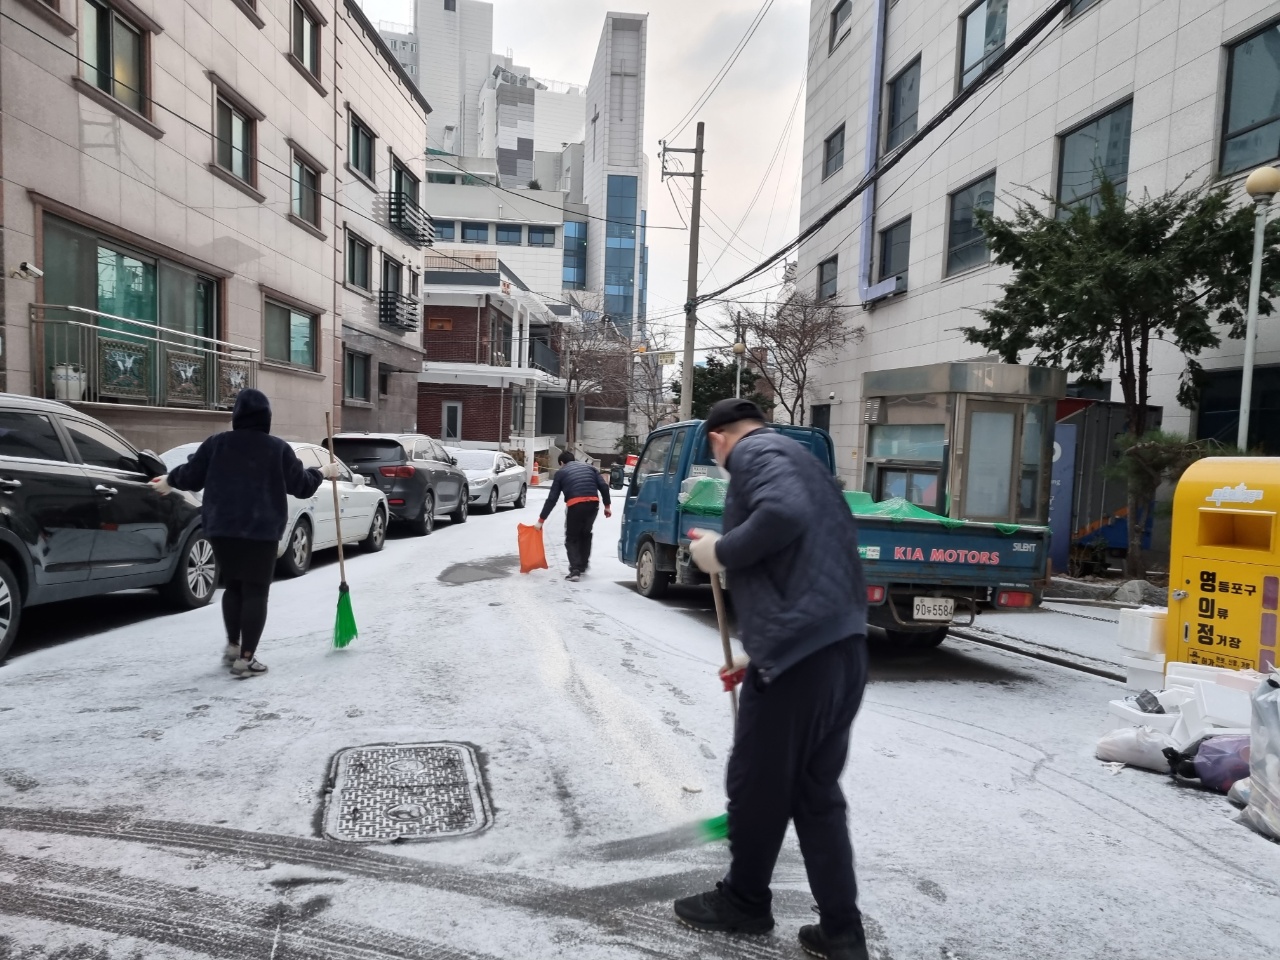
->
xmin=1167 ymin=457 xmax=1280 ymax=674
xmin=861 ymin=362 xmax=1066 ymax=525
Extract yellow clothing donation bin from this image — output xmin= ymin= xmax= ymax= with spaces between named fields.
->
xmin=1167 ymin=458 xmax=1280 ymax=674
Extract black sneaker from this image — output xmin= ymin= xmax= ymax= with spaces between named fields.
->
xmin=798 ymin=924 xmax=869 ymax=960
xmin=565 ymin=572 xmax=580 ymax=582
xmin=673 ymin=883 xmax=774 ymax=935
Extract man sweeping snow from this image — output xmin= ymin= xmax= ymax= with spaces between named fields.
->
xmin=675 ymin=398 xmax=872 ymax=960
xmin=536 ymin=451 xmax=611 ymax=582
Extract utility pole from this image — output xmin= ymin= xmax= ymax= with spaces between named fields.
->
xmin=662 ymin=123 xmax=705 ymax=422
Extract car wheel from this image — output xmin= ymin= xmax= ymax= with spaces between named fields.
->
xmin=361 ymin=506 xmax=387 ymax=553
xmin=636 ymin=541 xmax=670 ymax=599
xmin=486 ymin=488 xmax=499 ymax=513
xmin=0 ymin=559 xmax=23 ymax=662
xmin=410 ymin=493 xmax=435 ymax=536
xmin=278 ymin=519 xmax=313 ymax=578
xmin=450 ymin=489 xmax=469 ymax=524
xmin=515 ymin=484 xmax=527 ymax=509
xmin=885 ymin=626 xmax=949 ymax=649
xmin=163 ymin=531 xmax=219 ymax=609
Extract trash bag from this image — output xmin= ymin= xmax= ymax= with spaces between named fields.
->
xmin=1163 ymin=735 xmax=1251 ymax=792
xmin=517 ymin=523 xmax=549 ymax=574
xmin=1242 ymin=677 xmax=1280 ymax=841
xmin=1228 ymin=776 xmax=1252 ymax=809
xmin=1096 ymin=726 xmax=1177 ymax=772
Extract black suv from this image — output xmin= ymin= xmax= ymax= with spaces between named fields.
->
xmin=0 ymin=395 xmax=217 ymax=661
xmin=328 ymin=433 xmax=469 ymax=535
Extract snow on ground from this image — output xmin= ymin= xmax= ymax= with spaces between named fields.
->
xmin=0 ymin=489 xmax=1278 ymax=959
xmin=965 ymin=601 xmax=1126 ymax=666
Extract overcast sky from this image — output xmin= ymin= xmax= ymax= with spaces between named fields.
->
xmin=357 ymin=0 xmax=811 ymax=351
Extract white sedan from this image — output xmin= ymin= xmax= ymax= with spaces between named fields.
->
xmin=451 ymin=449 xmax=528 ymax=513
xmin=160 ymin=441 xmax=389 ymax=577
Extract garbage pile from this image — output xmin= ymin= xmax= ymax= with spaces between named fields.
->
xmin=1097 ymin=606 xmax=1280 ymax=842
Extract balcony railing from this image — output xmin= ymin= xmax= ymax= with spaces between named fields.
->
xmin=30 ymin=305 xmax=258 ymax=411
xmin=531 ymin=339 xmax=560 ymax=377
xmin=388 ymin=192 xmax=434 ymax=246
xmin=379 ymin=290 xmax=421 ymax=332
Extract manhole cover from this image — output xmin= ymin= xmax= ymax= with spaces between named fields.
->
xmin=323 ymin=743 xmax=492 ymax=843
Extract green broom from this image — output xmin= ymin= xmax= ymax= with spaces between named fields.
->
xmin=325 ymin=412 xmax=358 ymax=649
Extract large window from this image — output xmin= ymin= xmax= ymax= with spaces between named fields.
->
xmin=462 ymin=222 xmax=489 ymax=243
xmin=497 ymin=224 xmax=522 ymax=245
xmin=292 ymin=1 xmax=320 ymax=77
xmin=349 ymin=114 xmax=375 ymax=180
xmin=605 ymin=175 xmax=638 ymax=329
xmin=886 ymin=58 xmax=920 ymax=152
xmin=291 ymin=154 xmax=320 ymax=226
xmin=563 ymin=221 xmax=587 ymax=288
xmin=0 ymin=412 xmax=68 ymax=463
xmin=1222 ymin=22 xmax=1280 ymax=175
xmin=823 ymin=125 xmax=845 ymax=179
xmin=392 ymin=156 xmax=419 ymax=205
xmin=879 ymin=217 xmax=911 ymax=282
xmin=818 ymin=256 xmax=838 ymax=299
xmin=347 ymin=233 xmax=371 ymax=289
xmin=345 ymin=351 xmax=370 ymax=401
xmin=81 ymin=0 xmax=146 ymax=114
xmin=383 ymin=257 xmax=402 ymax=295
xmin=65 ymin=419 xmax=142 ymax=474
xmin=829 ymin=0 xmax=852 ymax=54
xmin=432 ymin=219 xmax=456 ymax=241
xmin=960 ymin=0 xmax=1007 ymax=90
xmin=264 ymin=300 xmax=317 ymax=369
xmin=216 ymin=97 xmax=253 ymax=183
xmin=1057 ymin=101 xmax=1132 ymax=214
xmin=529 ymin=227 xmax=555 ymax=247
xmin=946 ymin=173 xmax=996 ymax=275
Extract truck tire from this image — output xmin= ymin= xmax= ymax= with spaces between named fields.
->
xmin=885 ymin=626 xmax=949 ymax=649
xmin=636 ymin=541 xmax=670 ymax=599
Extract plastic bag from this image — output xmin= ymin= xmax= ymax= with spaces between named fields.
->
xmin=1242 ymin=677 xmax=1280 ymax=841
xmin=1096 ymin=726 xmax=1176 ymax=772
xmin=1228 ymin=776 xmax=1252 ymax=809
xmin=1163 ymin=735 xmax=1251 ymax=792
xmin=517 ymin=523 xmax=548 ymax=574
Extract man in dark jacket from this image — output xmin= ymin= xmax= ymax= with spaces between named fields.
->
xmin=154 ymin=389 xmax=336 ymax=676
xmin=536 ymin=451 xmax=611 ymax=582
xmin=673 ymin=399 xmax=871 ymax=960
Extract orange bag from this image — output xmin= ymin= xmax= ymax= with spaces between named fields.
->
xmin=517 ymin=523 xmax=549 ymax=574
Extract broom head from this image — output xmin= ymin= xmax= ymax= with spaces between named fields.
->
xmin=334 ymin=582 xmax=358 ymax=649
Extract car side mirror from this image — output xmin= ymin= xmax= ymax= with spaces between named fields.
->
xmin=353 ymin=474 xmax=367 ymax=486
xmin=449 ymin=456 xmax=458 ymax=466
xmin=139 ymin=450 xmax=166 ymax=480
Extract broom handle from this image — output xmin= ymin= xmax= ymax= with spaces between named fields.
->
xmin=710 ymin=573 xmax=738 ymax=723
xmin=324 ymin=412 xmax=347 ymax=584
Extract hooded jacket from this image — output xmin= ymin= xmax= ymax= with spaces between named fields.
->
xmin=166 ymin=389 xmax=324 ymax=541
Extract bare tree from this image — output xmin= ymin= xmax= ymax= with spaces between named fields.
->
xmin=630 ymin=330 xmax=677 ymax=436
xmin=557 ymin=292 xmax=631 ymax=446
xmin=732 ymin=292 xmax=864 ymax=425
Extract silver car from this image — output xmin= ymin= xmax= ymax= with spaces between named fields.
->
xmin=454 ymin=449 xmax=528 ymax=513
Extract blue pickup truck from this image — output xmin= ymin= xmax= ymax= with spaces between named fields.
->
xmin=618 ymin=420 xmax=1051 ymax=647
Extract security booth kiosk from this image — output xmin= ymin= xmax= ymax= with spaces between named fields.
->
xmin=861 ymin=362 xmax=1066 ymax=525
xmin=1167 ymin=458 xmax=1280 ymax=674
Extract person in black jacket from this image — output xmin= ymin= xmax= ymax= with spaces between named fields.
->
xmin=536 ymin=451 xmax=611 ymax=581
xmin=673 ymin=399 xmax=871 ymax=960
xmin=152 ymin=389 xmax=338 ymax=677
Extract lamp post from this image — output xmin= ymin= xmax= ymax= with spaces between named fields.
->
xmin=732 ymin=341 xmax=747 ymax=398
xmin=1238 ymin=165 xmax=1280 ymax=451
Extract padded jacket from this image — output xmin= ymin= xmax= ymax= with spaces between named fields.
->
xmin=539 ymin=460 xmax=611 ymax=520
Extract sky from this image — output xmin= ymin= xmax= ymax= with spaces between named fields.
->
xmin=356 ymin=0 xmax=812 ymax=352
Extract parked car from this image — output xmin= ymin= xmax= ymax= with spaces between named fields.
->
xmin=453 ymin=449 xmax=528 ymax=513
xmin=161 ymin=441 xmax=388 ymax=578
xmin=326 ymin=433 xmax=469 ymax=534
xmin=0 ymin=395 xmax=217 ymax=662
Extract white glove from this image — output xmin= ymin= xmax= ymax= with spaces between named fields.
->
xmin=150 ymin=475 xmax=172 ymax=495
xmin=689 ymin=528 xmax=724 ymax=574
xmin=320 ymin=461 xmax=341 ymax=480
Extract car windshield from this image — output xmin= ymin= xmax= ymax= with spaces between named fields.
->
xmin=454 ymin=451 xmax=496 ymax=471
xmin=329 ymin=439 xmax=406 ymax=463
xmin=160 ymin=444 xmax=200 ymax=470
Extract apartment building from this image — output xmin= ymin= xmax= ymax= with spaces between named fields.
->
xmin=798 ymin=0 xmax=1280 ymax=483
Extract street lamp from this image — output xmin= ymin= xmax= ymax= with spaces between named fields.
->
xmin=1238 ymin=165 xmax=1280 ymax=451
xmin=732 ymin=341 xmax=747 ymax=399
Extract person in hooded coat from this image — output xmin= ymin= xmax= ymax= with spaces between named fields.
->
xmin=153 ymin=389 xmax=338 ymax=676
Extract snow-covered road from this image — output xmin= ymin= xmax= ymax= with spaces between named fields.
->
xmin=1 ymin=490 xmax=1277 ymax=959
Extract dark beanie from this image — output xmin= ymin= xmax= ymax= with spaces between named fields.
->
xmin=558 ymin=450 xmax=575 ymax=465
xmin=704 ymin=398 xmax=766 ymax=433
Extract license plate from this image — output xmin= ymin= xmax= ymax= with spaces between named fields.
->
xmin=912 ymin=597 xmax=955 ymax=622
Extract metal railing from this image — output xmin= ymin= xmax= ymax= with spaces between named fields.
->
xmin=531 ymin=339 xmax=560 ymax=376
xmin=379 ymin=290 xmax=421 ymax=332
xmin=30 ymin=305 xmax=258 ymax=410
xmin=388 ymin=192 xmax=434 ymax=246
xmin=424 ymin=248 xmax=498 ymax=274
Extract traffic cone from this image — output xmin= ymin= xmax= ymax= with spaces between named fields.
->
xmin=532 ymin=460 xmax=540 ymax=485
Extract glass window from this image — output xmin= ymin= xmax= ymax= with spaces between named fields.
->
xmin=823 ymin=125 xmax=845 ymax=179
xmin=829 ymin=0 xmax=852 ymax=53
xmin=1222 ymin=22 xmax=1280 ymax=175
xmin=65 ymin=419 xmax=142 ymax=473
xmin=383 ymin=257 xmax=402 ymax=294
xmin=878 ymin=468 xmax=939 ymax=507
xmin=606 ymin=176 xmax=639 ymax=332
xmin=1058 ymin=101 xmax=1132 ymax=214
xmin=634 ymin=433 xmax=673 ymax=485
xmin=0 ymin=412 xmax=68 ymax=462
xmin=445 ymin=0 xmax=456 ymax=9
xmin=665 ymin=429 xmax=689 ymax=475
xmin=432 ymin=219 xmax=456 ymax=240
xmin=291 ymin=155 xmax=320 ymax=225
xmin=428 ymin=173 xmax=458 ymax=184
xmin=879 ymin=217 xmax=911 ymax=281
xmin=496 ymin=224 xmax=522 ymax=245
xmin=349 ymin=115 xmax=374 ymax=179
xmin=1018 ymin=405 xmax=1044 ymax=521
xmin=216 ymin=97 xmax=252 ymax=183
xmin=82 ymin=0 xmax=146 ymax=113
xmin=818 ymin=256 xmax=838 ymax=299
xmin=886 ymin=58 xmax=920 ymax=152
xmin=345 ymin=351 xmax=370 ymax=401
xmin=869 ymin=423 xmax=945 ymax=461
xmin=347 ymin=233 xmax=370 ymax=289
xmin=462 ymin=222 xmax=489 ymax=243
xmin=264 ymin=300 xmax=316 ymax=369
xmin=293 ymin=1 xmax=319 ymax=76
xmin=392 ymin=158 xmax=419 ymax=204
xmin=946 ymin=173 xmax=996 ymax=275
xmin=562 ymin=220 xmax=587 ymax=289
xmin=529 ymin=227 xmax=555 ymax=247
xmin=964 ymin=409 xmax=1015 ymax=518
xmin=960 ymin=0 xmax=1007 ymax=90
xmin=811 ymin=404 xmax=831 ymax=432
xmin=442 ymin=402 xmax=462 ymax=441
xmin=1071 ymin=0 xmax=1100 ymax=12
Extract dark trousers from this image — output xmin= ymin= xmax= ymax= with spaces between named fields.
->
xmin=564 ymin=501 xmax=599 ymax=574
xmin=222 ymin=580 xmax=271 ymax=657
xmin=724 ymin=636 xmax=869 ymax=939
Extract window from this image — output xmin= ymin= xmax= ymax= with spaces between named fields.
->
xmin=823 ymin=125 xmax=845 ymax=179
xmin=1058 ymin=101 xmax=1133 ymax=214
xmin=349 ymin=115 xmax=375 ymax=180
xmin=65 ymin=420 xmax=142 ymax=474
xmin=347 ymin=233 xmax=371 ymax=289
xmin=410 ymin=270 xmax=420 ymax=297
xmin=432 ymin=219 xmax=455 ymax=241
xmin=818 ymin=256 xmax=838 ymax=299
xmin=392 ymin=156 xmax=419 ymax=205
xmin=462 ymin=222 xmax=489 ymax=243
xmin=291 ymin=154 xmax=320 ymax=226
xmin=1070 ymin=0 xmax=1100 ymax=12
xmin=1222 ymin=22 xmax=1280 ymax=175
xmin=634 ymin=434 xmax=673 ymax=485
xmin=0 ymin=412 xmax=68 ymax=462
xmin=216 ymin=97 xmax=253 ymax=183
xmin=81 ymin=0 xmax=146 ymax=114
xmin=886 ymin=58 xmax=920 ymax=152
xmin=811 ymin=404 xmax=831 ymax=432
xmin=264 ymin=300 xmax=317 ymax=368
xmin=442 ymin=402 xmax=462 ymax=441
xmin=497 ymin=224 xmax=522 ymax=245
xmin=444 ymin=0 xmax=456 ymax=9
xmin=345 ymin=351 xmax=370 ymax=401
xmin=870 ymin=424 xmax=946 ymax=460
xmin=563 ymin=221 xmax=587 ymax=288
xmin=428 ymin=317 xmax=453 ymax=331
xmin=383 ymin=257 xmax=402 ymax=295
xmin=960 ymin=0 xmax=1007 ymax=90
xmin=292 ymin=1 xmax=320 ymax=77
xmin=605 ymin=176 xmax=639 ymax=328
xmin=378 ymin=364 xmax=390 ymax=396
xmin=947 ymin=173 xmax=995 ymax=275
xmin=829 ymin=0 xmax=852 ymax=54
xmin=529 ymin=226 xmax=555 ymax=247
xmin=428 ymin=173 xmax=458 ymax=184
xmin=879 ymin=217 xmax=911 ymax=281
